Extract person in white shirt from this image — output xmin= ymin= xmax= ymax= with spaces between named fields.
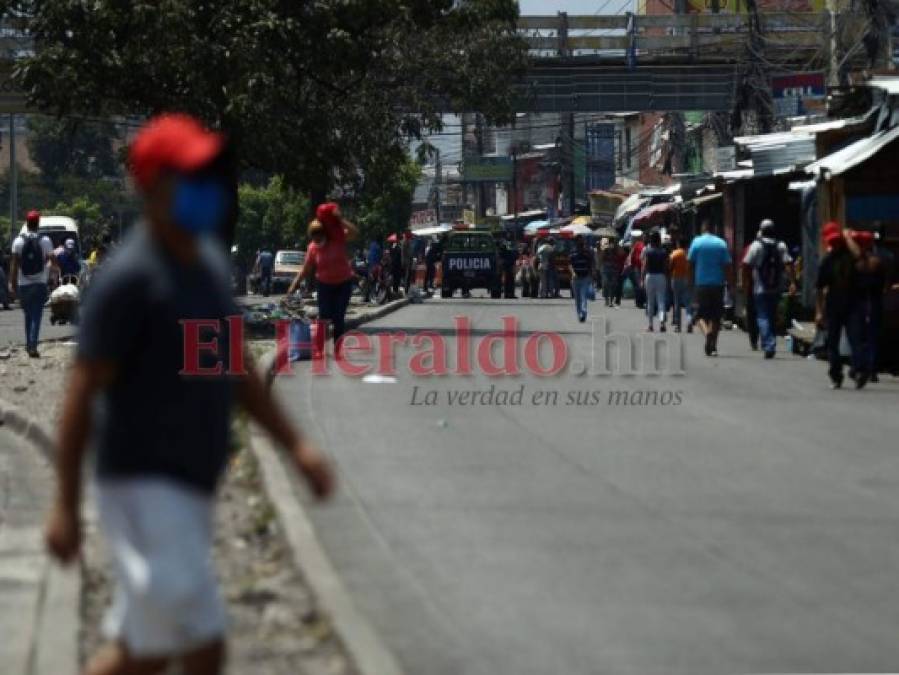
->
xmin=9 ymin=210 xmax=54 ymax=357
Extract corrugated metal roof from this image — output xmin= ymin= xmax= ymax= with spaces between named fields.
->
xmin=751 ymin=137 xmax=816 ymax=176
xmin=805 ymin=124 xmax=899 ymax=178
xmin=733 ymin=131 xmax=816 ymax=176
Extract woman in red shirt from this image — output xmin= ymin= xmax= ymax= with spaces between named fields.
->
xmin=288 ymin=203 xmax=358 ymax=355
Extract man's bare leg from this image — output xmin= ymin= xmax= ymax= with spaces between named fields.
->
xmin=82 ymin=642 xmax=168 ymax=675
xmin=180 ymin=638 xmax=226 ymax=675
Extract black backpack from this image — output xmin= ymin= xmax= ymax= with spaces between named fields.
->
xmin=20 ymin=234 xmax=45 ymax=277
xmin=757 ymin=241 xmax=783 ymax=293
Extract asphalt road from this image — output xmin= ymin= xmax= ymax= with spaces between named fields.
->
xmin=0 ymin=303 xmax=76 ymax=348
xmin=275 ymin=293 xmax=899 ymax=675
xmin=0 ymin=292 xmax=285 ymax=349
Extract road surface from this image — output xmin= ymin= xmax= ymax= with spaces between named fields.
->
xmin=282 ymin=295 xmax=899 ymax=674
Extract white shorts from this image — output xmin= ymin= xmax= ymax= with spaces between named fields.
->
xmin=97 ymin=478 xmax=227 ymax=656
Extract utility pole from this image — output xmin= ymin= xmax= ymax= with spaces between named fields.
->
xmin=475 ymin=113 xmax=486 ymax=219
xmin=559 ymin=11 xmax=576 ymax=217
xmin=8 ymin=114 xmax=17 ymax=230
xmin=827 ymin=0 xmax=839 ymax=87
xmin=511 ymin=150 xmax=518 ymax=226
xmin=434 ymin=149 xmax=443 ymax=224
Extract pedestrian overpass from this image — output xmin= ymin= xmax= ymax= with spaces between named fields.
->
xmin=0 ymin=12 xmax=864 ymax=115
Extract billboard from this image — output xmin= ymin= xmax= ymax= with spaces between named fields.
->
xmin=462 ymin=156 xmax=513 ymax=183
xmin=771 ymin=72 xmax=826 ymax=117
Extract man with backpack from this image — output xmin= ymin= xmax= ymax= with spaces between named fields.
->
xmin=741 ymin=219 xmax=795 ymax=359
xmin=8 ymin=210 xmax=54 ymax=357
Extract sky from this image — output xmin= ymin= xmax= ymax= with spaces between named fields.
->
xmin=518 ymin=0 xmax=633 ymax=15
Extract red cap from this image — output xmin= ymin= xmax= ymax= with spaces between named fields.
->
xmin=129 ymin=114 xmax=223 ymax=190
xmin=822 ymin=221 xmax=842 ymax=247
xmin=26 ymin=210 xmax=41 ymax=224
xmin=316 ymin=202 xmax=341 ymax=229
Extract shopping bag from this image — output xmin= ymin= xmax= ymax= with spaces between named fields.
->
xmin=288 ymin=319 xmax=313 ymax=362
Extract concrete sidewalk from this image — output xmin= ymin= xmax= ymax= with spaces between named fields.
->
xmin=0 ymin=426 xmax=79 ymax=675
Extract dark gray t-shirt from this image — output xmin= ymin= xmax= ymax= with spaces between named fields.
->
xmin=78 ymin=228 xmax=240 ymax=494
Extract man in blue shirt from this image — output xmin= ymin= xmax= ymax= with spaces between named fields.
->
xmin=687 ymin=219 xmax=732 ymax=356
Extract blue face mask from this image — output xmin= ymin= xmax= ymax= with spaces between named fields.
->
xmin=171 ymin=178 xmax=229 ymax=235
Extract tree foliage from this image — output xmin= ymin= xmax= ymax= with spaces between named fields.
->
xmin=16 ymin=1 xmax=527 ymax=197
xmin=26 ymin=116 xmax=121 ymax=183
xmin=234 ymin=176 xmax=310 ymax=269
xmin=351 ymin=156 xmax=422 ymax=245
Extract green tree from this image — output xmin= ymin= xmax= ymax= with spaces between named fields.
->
xmin=16 ymin=1 xmax=526 ymax=197
xmin=234 ymin=176 xmax=309 ymax=270
xmin=352 ymin=156 xmax=422 ymax=244
xmin=26 ymin=116 xmax=121 ymax=184
xmin=45 ymin=195 xmax=108 ymax=247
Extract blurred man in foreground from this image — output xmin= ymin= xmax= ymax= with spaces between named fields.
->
xmin=44 ymin=114 xmax=334 ymax=675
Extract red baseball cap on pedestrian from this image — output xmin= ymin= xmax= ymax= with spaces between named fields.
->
xmin=316 ymin=202 xmax=341 ymax=228
xmin=821 ymin=221 xmax=842 ymax=247
xmin=129 ymin=114 xmax=224 ymax=191
xmin=26 ymin=210 xmax=41 ymax=224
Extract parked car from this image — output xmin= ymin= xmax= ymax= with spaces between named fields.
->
xmin=249 ymin=249 xmax=305 ymax=294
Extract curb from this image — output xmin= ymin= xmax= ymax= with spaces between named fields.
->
xmin=345 ymin=296 xmax=410 ymax=331
xmin=249 ymin=296 xmax=410 ymax=675
xmin=248 ymin=431 xmax=404 ymax=675
xmin=0 ymin=398 xmax=80 ymax=675
xmin=260 ymin=296 xmax=411 ymax=387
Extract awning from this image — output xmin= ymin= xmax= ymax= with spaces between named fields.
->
xmin=632 ymin=202 xmax=674 ymax=225
xmin=614 ymin=194 xmax=649 ymax=222
xmin=687 ymin=193 xmax=722 ymax=208
xmin=412 ymin=224 xmax=452 ymax=237
xmin=804 ymin=125 xmax=899 ymax=179
xmin=523 ymin=220 xmax=552 ymax=234
xmin=560 ymin=222 xmax=593 ymax=236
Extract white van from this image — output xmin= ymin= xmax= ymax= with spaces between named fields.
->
xmin=19 ymin=215 xmax=81 ymax=256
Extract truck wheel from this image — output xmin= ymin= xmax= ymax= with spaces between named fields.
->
xmin=490 ymin=285 xmax=502 ymax=299
xmin=440 ymin=286 xmax=453 ymax=298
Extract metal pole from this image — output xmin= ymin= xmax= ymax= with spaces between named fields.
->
xmin=9 ymin=114 xmax=17 ymax=231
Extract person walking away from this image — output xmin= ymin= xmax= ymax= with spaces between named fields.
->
xmin=501 ymin=235 xmax=517 ymax=299
xmin=537 ymin=237 xmax=554 ymax=298
xmin=849 ymin=230 xmax=887 ymax=384
xmin=599 ymin=239 xmax=620 ymax=308
xmin=815 ymin=222 xmax=867 ymax=389
xmin=365 ymin=238 xmax=382 ymax=300
xmin=641 ymin=229 xmax=670 ymax=332
xmin=255 ymin=246 xmax=274 ymax=296
xmin=669 ymin=237 xmax=692 ymax=332
xmin=0 ymin=250 xmax=11 ymax=310
xmin=623 ymin=230 xmax=646 ymax=309
xmin=401 ymin=231 xmax=413 ymax=293
xmin=687 ymin=219 xmax=732 ymax=356
xmin=741 ymin=219 xmax=795 ymax=359
xmin=569 ymin=235 xmax=594 ymax=322
xmin=44 ymin=114 xmax=334 ymax=675
xmin=56 ymin=238 xmax=82 ymax=279
xmin=866 ymin=223 xmax=895 ymax=381
xmin=389 ymin=236 xmax=403 ymax=296
xmin=740 ymin=232 xmax=761 ymax=350
xmin=9 ymin=209 xmax=54 ymax=357
xmin=424 ymin=237 xmax=438 ymax=291
xmin=612 ymin=241 xmax=627 ymax=305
